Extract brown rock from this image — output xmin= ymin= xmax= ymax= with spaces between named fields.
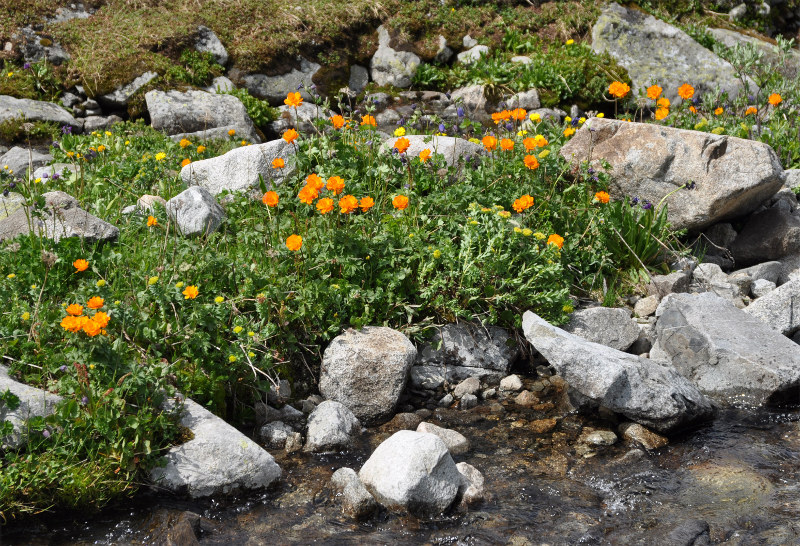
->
xmin=619 ymin=422 xmax=669 ymax=449
xmin=514 ymin=390 xmax=540 ymax=407
xmin=529 ymin=418 xmax=558 ymax=434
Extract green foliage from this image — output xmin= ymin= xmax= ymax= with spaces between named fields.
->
xmin=0 ymin=118 xmax=61 ymax=144
xmin=220 ymin=88 xmax=279 ymax=132
xmin=0 ymin=60 xmax=64 ymax=102
xmin=165 ymin=50 xmax=224 ymax=87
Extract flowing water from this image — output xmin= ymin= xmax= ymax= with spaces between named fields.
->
xmin=4 ymin=377 xmax=800 ymax=545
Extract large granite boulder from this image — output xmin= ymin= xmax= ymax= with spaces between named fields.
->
xmin=0 ymin=146 xmax=53 ymax=177
xmin=651 ymin=292 xmax=800 ymax=406
xmin=560 ymin=118 xmax=784 ymax=231
xmin=242 ymin=58 xmax=320 ymax=104
xmin=563 ymin=307 xmax=640 ymax=351
xmin=194 ymin=25 xmax=228 ymax=66
xmin=380 ymin=135 xmax=484 ymax=167
xmin=150 ymin=397 xmax=281 ymax=497
xmin=165 ymin=186 xmax=226 ymax=237
xmin=522 ymin=310 xmax=713 ymax=433
xmin=0 ymin=95 xmax=79 ymax=130
xmin=0 ymin=365 xmax=62 ymax=449
xmin=370 ymin=26 xmax=420 ymax=88
xmin=415 ymin=322 xmax=517 ymax=373
xmin=592 ymin=3 xmax=746 ymax=103
xmin=319 ymin=327 xmax=416 ymax=424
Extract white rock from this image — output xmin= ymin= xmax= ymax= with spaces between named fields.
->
xmin=417 ymin=421 xmax=470 ymax=455
xmin=304 ymin=400 xmax=361 ymax=452
xmin=166 ymin=186 xmax=226 ymax=237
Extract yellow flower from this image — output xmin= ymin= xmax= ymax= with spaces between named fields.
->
xmin=597 ymin=113 xmax=604 ymax=118
xmin=539 ymin=149 xmax=550 ymax=159
xmin=96 ymin=279 xmax=106 ymax=287
xmin=148 ymin=276 xmax=159 ymax=285
xmin=563 ymin=127 xmax=576 ymax=137
xmin=248 ymin=352 xmax=256 ymax=358
xmin=394 ymin=126 xmax=406 ymax=137
xmin=522 ymin=228 xmax=533 ymax=236
xmin=97 ymin=145 xmax=105 ymax=153
xmin=563 ymin=304 xmax=574 ymax=314
xmin=248 ymin=331 xmax=255 ymax=337
xmin=530 ymin=112 xmax=541 ymax=122
xmin=6 ymin=273 xmax=15 ymax=279
xmin=579 ymin=117 xmax=586 ymax=124
xmin=175 ymin=281 xmax=184 ymax=288
xmin=34 ymin=177 xmax=41 ymax=184
xmin=155 ymin=152 xmax=166 ymax=161
xmin=498 ymin=210 xmax=511 ymax=218
xmin=711 ymin=127 xmax=725 ymax=135
xmin=179 ymin=138 xmax=192 ymax=149
xmin=565 ymin=116 xmax=572 ymax=123
xmin=533 ymin=232 xmax=545 ymax=240
xmin=105 ymin=131 xmax=112 ymax=136
xmin=89 ymin=364 xmax=95 ymax=370
xmin=22 ymin=312 xmax=30 ymax=321
xmin=565 ymin=39 xmax=574 ymax=45
xmin=214 ymin=296 xmax=225 ymax=303
xmin=468 ymin=137 xmax=480 ymax=144
xmin=125 ymin=140 xmax=130 ymax=145
xmin=433 ymin=249 xmax=442 ymax=259
xmin=229 ymin=355 xmax=237 ymax=362
xmin=197 ymin=145 xmax=206 ymax=153
xmin=233 ymin=326 xmax=243 ymax=333
xmin=514 ymin=227 xmax=522 ymax=233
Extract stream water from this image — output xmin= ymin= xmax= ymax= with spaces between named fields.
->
xmin=4 ymin=377 xmax=800 ymax=545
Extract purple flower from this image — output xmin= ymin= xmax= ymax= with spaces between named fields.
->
xmin=457 ymin=106 xmax=464 ymax=118
xmin=438 ymin=123 xmax=446 ymax=133
xmin=631 ymin=197 xmax=639 ymax=206
xmin=42 ymin=172 xmax=49 ymax=179
xmin=23 ymin=62 xmax=31 ymax=70
xmin=498 ymin=101 xmax=507 ymax=109
xmin=397 ymin=118 xmax=405 ymax=126
xmin=42 ymin=429 xmax=50 ymax=438
xmin=59 ymin=365 xmax=67 ymax=372
xmin=81 ymin=396 xmax=88 ymax=405
xmin=2 ymin=189 xmax=8 ymax=198
xmin=571 ymin=118 xmax=580 ymax=127
xmin=51 ymin=141 xmax=60 ymax=149
xmin=52 ymin=173 xmax=60 ymax=180
xmin=587 ymin=168 xmax=595 ymax=175
xmin=61 ymin=125 xmax=72 ymax=135
xmin=505 ymin=122 xmax=513 ymax=131
xmin=410 ymin=103 xmax=417 ymax=111
xmin=365 ymin=140 xmax=373 ymax=147
xmin=642 ymin=200 xmax=653 ymax=210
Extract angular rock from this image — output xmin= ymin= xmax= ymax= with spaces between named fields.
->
xmin=692 ymin=262 xmax=747 ymax=305
xmin=181 ymin=139 xmax=295 ymax=195
xmin=456 ymin=462 xmax=485 ymax=507
xmin=560 ymin=117 xmax=784 ymax=231
xmin=320 ymin=327 xmax=416 ymax=424
xmin=0 ymin=365 xmax=62 ymax=449
xmin=619 ymin=422 xmax=669 ymax=450
xmin=194 ymin=26 xmax=228 ymax=66
xmin=204 ymin=76 xmax=235 ymax=94
xmin=451 ymin=85 xmax=491 ymax=124
xmin=522 ymin=310 xmax=713 ymax=433
xmin=581 ymin=430 xmax=618 ymax=446
xmin=452 ymin=376 xmax=480 ymax=399
xmin=417 ymin=422 xmax=470 ymax=455
xmin=730 ymin=209 xmax=800 ymax=266
xmin=460 ymin=393 xmax=478 ymax=410
xmin=407 ymin=364 xmax=503 ymax=391
xmin=456 ymin=45 xmax=489 ymax=66
xmin=652 ymin=292 xmax=800 ymax=405
xmin=136 ymin=194 xmax=167 ymax=213
xmin=145 ymin=90 xmax=259 ymax=142
xmin=786 ymin=169 xmax=800 ymax=191
xmin=359 ymin=430 xmax=462 ymax=517
xmin=97 ymin=71 xmax=158 ymax=110
xmin=592 ymin=3 xmax=746 ymax=103
xmin=150 ymin=397 xmax=281 ymax=497
xmin=16 ymin=27 xmax=70 ymax=65
xmin=380 ymin=412 xmax=422 ymax=433
xmin=165 ymin=186 xmax=226 ymax=237
xmin=82 ymin=114 xmax=123 ymax=133
xmin=511 ymin=55 xmax=532 ymax=64
xmin=564 ymin=307 xmax=639 ymax=351
xmin=515 ymin=390 xmax=540 ymax=408
xmin=348 ymin=65 xmax=369 ymax=95
xmin=330 ymin=467 xmax=377 ymax=519
xmin=433 ymin=36 xmax=453 ymax=64
xmin=259 ymin=421 xmax=296 ymax=449
xmin=415 ymin=322 xmax=517 ymax=373
xmin=744 ymin=278 xmax=800 ymax=336
xmin=634 ymin=295 xmax=660 ymax=317
xmin=0 ymin=146 xmax=52 ymax=177
xmin=304 ymin=400 xmax=361 ymax=452
xmin=0 ymin=95 xmax=79 ymax=130
xmin=380 ymin=135 xmax=484 ymax=167
xmin=0 ymin=191 xmax=119 ymax=243
xmin=507 ymin=89 xmax=541 ymax=111
xmin=242 ymin=58 xmax=320 ymax=104
xmin=370 ymin=26 xmax=420 ymax=88
xmin=751 ymin=278 xmax=776 ymax=298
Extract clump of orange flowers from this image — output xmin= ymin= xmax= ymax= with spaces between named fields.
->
xmin=272 ymin=158 xmax=285 ymax=169
xmin=330 ymin=115 xmax=345 ymax=129
xmin=745 ymin=106 xmax=758 ymax=115
xmin=147 ymin=215 xmax=158 ymax=227
xmin=339 ymin=195 xmax=359 ymax=214
xmin=594 ymin=191 xmax=610 ymax=204
xmin=60 ymin=299 xmax=110 ymax=337
xmin=359 ymin=197 xmax=375 ymax=212
xmin=523 ymin=155 xmax=539 ymax=170
xmin=394 ymin=137 xmax=411 ymax=154
xmin=316 ymin=197 xmax=334 ymax=214
xmin=262 ymin=191 xmax=279 ymax=207
xmin=286 ymin=234 xmax=303 ymax=251
xmin=419 ymin=149 xmax=432 ymax=162
xmin=608 ymin=81 xmax=631 ymax=99
xmin=182 ymin=285 xmax=199 ymax=299
xmin=513 ymin=194 xmax=534 ymax=213
xmin=326 ymin=176 xmax=345 ymax=195
xmin=360 ymin=115 xmax=376 ymax=128
xmin=646 ymin=85 xmax=662 ymax=100
xmin=500 ymin=138 xmax=514 ymax=151
xmin=481 ymin=135 xmax=497 ymax=152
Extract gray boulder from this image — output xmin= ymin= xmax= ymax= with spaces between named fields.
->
xmin=786 ymin=169 xmax=800 ymax=191
xmin=0 ymin=147 xmax=53 ymax=177
xmin=0 ymin=365 xmax=62 ymax=449
xmin=731 ymin=261 xmax=782 ymax=285
xmin=194 ymin=26 xmax=228 ymax=66
xmin=330 ymin=467 xmax=377 ymax=518
xmin=0 ymin=95 xmax=79 ymax=130
xmin=16 ymin=27 xmax=70 ymax=65
xmin=563 ymin=307 xmax=639 ymax=351
xmin=259 ymin=421 xmax=296 ymax=449
xmin=268 ymin=102 xmax=334 ymax=134
xmin=242 ymin=58 xmax=320 ymax=104
xmin=370 ymin=26 xmax=420 ymax=88
xmin=180 ymin=139 xmax=295 ymax=196
xmin=744 ymin=279 xmax=800 ymax=336
xmin=32 ymin=163 xmax=75 ymax=182
xmin=652 ymin=292 xmax=800 ymax=406
xmin=359 ymin=430 xmax=463 ymax=517
xmin=97 ymin=71 xmax=158 ymax=110
xmin=560 ymin=118 xmax=784 ymax=231
xmin=692 ymin=262 xmax=747 ymax=306
xmin=409 ymin=364 xmax=502 ymax=391
xmin=507 ymin=89 xmax=541 ymax=110
xmin=0 ymin=192 xmax=26 ymax=221
xmin=150 ymin=397 xmax=281 ymax=497
xmin=451 ymin=85 xmax=491 ymax=124
xmin=417 ymin=422 xmax=470 ymax=455
xmin=730 ymin=209 xmax=800 ymax=267
xmin=165 ymin=186 xmax=226 ymax=237
xmin=319 ymin=327 xmax=416 ymax=424
xmin=416 ymin=322 xmax=517 ymax=373
xmin=452 ymin=376 xmax=480 ymax=399
xmin=204 ymin=76 xmax=235 ymax=94
xmin=592 ymin=3 xmax=746 ymax=104
xmin=304 ymin=400 xmax=361 ymax=452
xmin=82 ymin=115 xmax=123 ymax=133
xmin=433 ymin=36 xmax=453 ymax=64
xmin=499 ymin=374 xmax=523 ymax=392
xmin=0 ymin=191 xmax=119 ymax=243
xmin=380 ymin=135 xmax=484 ymax=167
xmin=456 ymin=45 xmax=489 ymax=66
xmin=169 ymin=125 xmax=250 ymax=144
xmin=522 ymin=310 xmax=713 ymax=433
xmin=348 ymin=65 xmax=370 ymax=95
xmin=751 ymin=278 xmax=776 ymax=298
xmin=145 ymin=90 xmax=259 ymax=143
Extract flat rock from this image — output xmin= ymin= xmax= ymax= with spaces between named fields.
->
xmin=98 ymin=71 xmax=158 ymax=110
xmin=82 ymin=115 xmax=123 ymax=133
xmin=564 ymin=307 xmax=639 ymax=351
xmin=0 ymin=95 xmax=79 ymax=130
xmin=731 ymin=261 xmax=783 ymax=285
xmin=150 ymin=397 xmax=281 ymax=497
xmin=507 ymin=89 xmax=541 ymax=110
xmin=452 ymin=376 xmax=481 ymax=398
xmin=242 ymin=58 xmax=320 ymax=104
xmin=751 ymin=278 xmax=776 ymax=298
xmin=560 ymin=117 xmax=784 ymax=231
xmin=522 ymin=310 xmax=713 ymax=433
xmin=416 ymin=322 xmax=517 ymax=373
xmin=380 ymin=135 xmax=484 ymax=167
xmin=647 ymin=270 xmax=691 ymax=298
xmin=304 ymin=400 xmax=361 ymax=452
xmin=0 ymin=192 xmax=25 ymax=221
xmin=330 ymin=467 xmax=377 ymax=519
xmin=165 ymin=186 xmax=226 ymax=237
xmin=0 ymin=365 xmax=62 ymax=449
xmin=417 ymin=421 xmax=470 ymax=455
xmin=744 ymin=278 xmax=800 ymax=336
xmin=652 ymin=292 xmax=800 ymax=406
xmin=451 ymin=85 xmax=491 ymax=125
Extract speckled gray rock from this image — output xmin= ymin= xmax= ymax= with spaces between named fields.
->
xmin=457 ymin=45 xmax=489 ymax=65
xmin=242 ymin=57 xmax=320 ymax=104
xmin=330 ymin=467 xmax=377 ymax=518
xmin=652 ymin=292 xmax=800 ymax=405
xmin=348 ymin=65 xmax=370 ymax=94
xmin=380 ymin=135 xmax=484 ymax=167
xmin=409 ymin=364 xmax=503 ymax=390
xmin=165 ymin=186 xmax=226 ymax=237
xmin=82 ymin=115 xmax=123 ymax=133
xmin=259 ymin=421 xmax=296 ymax=449
xmin=319 ymin=327 xmax=416 ymax=424
xmin=751 ymin=278 xmax=776 ymax=298
xmin=145 ymin=90 xmax=258 ymax=142
xmin=416 ymin=322 xmax=517 ymax=372
xmin=460 ymin=393 xmax=478 ymax=410
xmin=453 ymin=377 xmax=481 ymax=399
xmin=451 ymin=85 xmax=491 ymax=124
xmin=0 ymin=192 xmax=25 ymax=221
xmin=180 ymin=139 xmax=295 ymax=195
xmin=634 ymin=295 xmax=660 ymax=317
xmin=0 ymin=146 xmax=53 ymax=177
xmin=692 ymin=262 xmax=747 ymax=305
xmin=150 ymin=397 xmax=281 ymax=497
xmin=304 ymin=400 xmax=361 ymax=452
xmin=370 ymin=26 xmax=420 ymax=88
xmin=97 ymin=71 xmax=158 ymax=110
xmin=0 ymin=365 xmax=62 ymax=449
xmin=456 ymin=462 xmax=485 ymax=507
xmin=0 ymin=95 xmax=79 ymax=130
xmin=204 ymin=76 xmax=235 ymax=94
xmin=359 ymin=430 xmax=462 ymax=517
xmin=732 ymin=261 xmax=783 ymax=285
xmin=507 ymin=89 xmax=541 ymax=110
xmin=564 ymin=307 xmax=639 ymax=351
xmin=194 ymin=26 xmax=228 ymax=66
xmin=744 ymin=278 xmax=800 ymax=336
xmin=417 ymin=422 xmax=470 ymax=455
xmin=16 ymin=26 xmax=70 ymax=65
xmin=560 ymin=118 xmax=784 ymax=231
xmin=433 ymin=36 xmax=453 ymax=64
xmin=522 ymin=310 xmax=713 ymax=433
xmin=730 ymin=209 xmax=800 ymax=266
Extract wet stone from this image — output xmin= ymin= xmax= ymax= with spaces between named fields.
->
xmin=460 ymin=394 xmax=478 ymax=410
xmin=529 ymin=418 xmax=558 ymax=434
xmin=515 ymin=390 xmax=540 ymax=408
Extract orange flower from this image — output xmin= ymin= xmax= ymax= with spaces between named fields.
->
xmin=656 ymin=97 xmax=670 ymax=109
xmin=330 ymin=115 xmax=345 ymax=129
xmin=392 ymin=195 xmax=409 ymax=210
xmin=359 ymin=196 xmax=375 ymax=212
xmin=563 ymin=127 xmax=576 ymax=138
xmin=646 ymin=85 xmax=662 ymax=100
xmin=523 ymin=155 xmax=539 ymax=170
xmin=608 ymin=81 xmax=630 ymax=99
xmin=61 ymin=315 xmax=88 ymax=333
xmin=298 ymin=185 xmax=319 ymax=205
xmin=534 ymin=134 xmax=548 ymax=147
xmin=491 ymin=110 xmax=511 ymax=124
xmin=73 ymin=259 xmax=89 ymax=272
xmin=419 ymin=149 xmax=432 ymax=162
xmin=87 ymin=297 xmax=104 ymax=310
xmin=339 ymin=194 xmax=359 ymax=214
xmin=512 ymin=194 xmax=534 ymax=213
xmin=500 ymin=138 xmax=514 ymax=151
xmin=283 ymin=128 xmax=299 ymax=143
xmin=92 ymin=311 xmax=110 ymax=328
xmin=547 ymin=234 xmax=564 ymax=249
xmin=179 ymin=138 xmax=192 ymax=149
xmin=360 ymin=115 xmax=376 ymax=127
xmin=197 ymin=145 xmax=206 ymax=153
xmin=523 ymin=137 xmax=536 ymax=151
xmin=66 ymin=303 xmax=84 ymax=316
xmin=286 ymin=234 xmax=303 ymax=251
xmin=83 ymin=318 xmax=101 ymax=337
xmin=689 ymin=106 xmax=698 ymax=114
xmin=714 ymin=107 xmax=724 ymax=116
xmin=655 ymin=107 xmax=669 ymax=120
xmin=181 ymin=158 xmax=191 ymax=168
xmin=306 ymin=173 xmax=325 ymax=191
xmin=326 ymin=176 xmax=345 ymax=195
xmin=394 ymin=137 xmax=411 ymax=154
xmin=510 ymin=108 xmax=527 ymax=121
xmin=678 ymin=83 xmax=694 ymax=100
xmin=228 ymin=129 xmax=236 ymax=137
xmin=594 ymin=191 xmax=610 ymax=204
xmin=482 ymin=135 xmax=497 ymax=152
xmin=272 ymin=158 xmax=285 ymax=169
xmin=768 ymin=93 xmax=782 ymax=106
xmin=284 ymin=92 xmax=303 ymax=108
xmin=745 ymin=106 xmax=758 ymax=115
xmin=147 ymin=215 xmax=158 ymax=227
xmin=182 ymin=285 xmax=199 ymax=299
xmin=262 ymin=191 xmax=279 ymax=207
xmin=316 ymin=197 xmax=334 ymax=214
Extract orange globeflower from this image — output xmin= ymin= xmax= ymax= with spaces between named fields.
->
xmin=93 ymin=311 xmax=110 ymax=328
xmin=689 ymin=106 xmax=698 ymax=114
xmin=262 ymin=191 xmax=279 ymax=207
xmin=512 ymin=194 xmax=534 ymax=213
xmin=197 ymin=145 xmax=206 ymax=153
xmin=769 ymin=93 xmax=782 ymax=106
xmin=656 ymin=97 xmax=670 ymax=109
xmin=283 ymin=128 xmax=299 ymax=143
xmin=73 ymin=259 xmax=89 ymax=272
xmin=316 ymin=197 xmax=334 ymax=214
xmin=61 ymin=315 xmax=87 ymax=333
xmin=523 ymin=154 xmax=539 ymax=170
xmin=714 ymin=107 xmax=724 ymax=116
xmin=547 ymin=234 xmax=564 ymax=249
xmin=272 ymin=158 xmax=285 ymax=169
xmin=339 ymin=194 xmax=359 ymax=214
xmin=228 ymin=129 xmax=236 ymax=137
xmin=491 ymin=110 xmax=511 ymax=124
xmin=286 ymin=234 xmax=303 ymax=251
xmin=392 ymin=195 xmax=409 ymax=210
xmin=534 ymin=134 xmax=548 ymax=147
xmin=523 ymin=137 xmax=536 ymax=151
xmin=87 ymin=297 xmax=104 ymax=310
xmin=646 ymin=85 xmax=663 ymax=100
xmin=510 ymin=108 xmax=527 ymax=121
xmin=594 ymin=191 xmax=610 ymax=204
xmin=563 ymin=127 xmax=576 ymax=138
xmin=147 ymin=215 xmax=158 ymax=227
xmin=360 ymin=115 xmax=376 ymax=127
xmin=284 ymin=92 xmax=303 ymax=108
xmin=326 ymin=176 xmax=345 ymax=195
xmin=394 ymin=137 xmax=411 ymax=154
xmin=298 ymin=185 xmax=319 ymax=205
xmin=66 ymin=303 xmax=84 ymax=316
xmin=608 ymin=81 xmax=630 ymax=99
xmin=182 ymin=285 xmax=199 ymax=299
xmin=181 ymin=158 xmax=191 ymax=168
xmin=745 ymin=106 xmax=758 ymax=115
xmin=655 ymin=108 xmax=669 ymax=121
xmin=359 ymin=196 xmax=375 ymax=212
xmin=482 ymin=135 xmax=497 ymax=152
xmin=419 ymin=149 xmax=432 ymax=162
xmin=306 ymin=173 xmax=325 ymax=190
xmin=500 ymin=138 xmax=514 ymax=151
xmin=83 ymin=318 xmax=101 ymax=337
xmin=330 ymin=115 xmax=345 ymax=129
xmin=678 ymin=83 xmax=694 ymax=100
